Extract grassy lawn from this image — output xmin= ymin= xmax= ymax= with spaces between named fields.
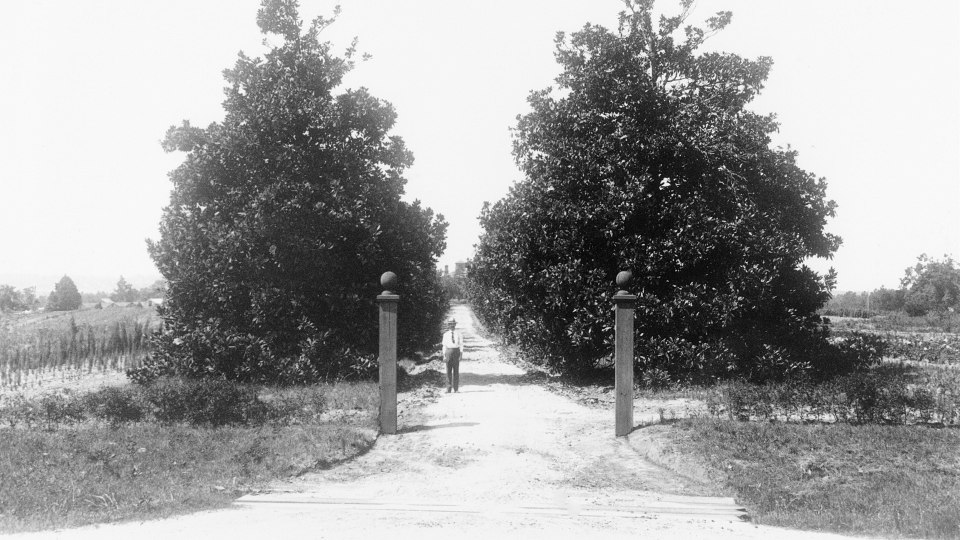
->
xmin=0 ymin=381 xmax=378 ymax=533
xmin=660 ymin=418 xmax=960 ymax=538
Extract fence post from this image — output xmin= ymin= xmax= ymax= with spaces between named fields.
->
xmin=377 ymin=271 xmax=399 ymax=435
xmin=614 ymin=270 xmax=637 ymax=437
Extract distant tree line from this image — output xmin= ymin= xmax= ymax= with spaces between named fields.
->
xmin=823 ymin=254 xmax=959 ymax=317
xmin=0 ymin=276 xmax=167 ymax=314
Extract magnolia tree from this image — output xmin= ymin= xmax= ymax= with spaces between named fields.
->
xmin=469 ymin=0 xmax=842 ymax=382
xmin=144 ymin=0 xmax=448 ymax=384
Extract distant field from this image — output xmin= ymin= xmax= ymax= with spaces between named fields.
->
xmin=0 ymin=306 xmax=160 ymax=393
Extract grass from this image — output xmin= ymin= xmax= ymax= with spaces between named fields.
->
xmin=0 ymin=380 xmax=378 ymax=533
xmin=659 ymin=418 xmax=960 ymax=538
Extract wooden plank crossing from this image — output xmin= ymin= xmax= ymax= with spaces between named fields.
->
xmin=236 ymin=494 xmax=749 ymax=521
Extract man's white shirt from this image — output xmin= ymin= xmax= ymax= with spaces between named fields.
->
xmin=442 ymin=330 xmax=462 ymax=351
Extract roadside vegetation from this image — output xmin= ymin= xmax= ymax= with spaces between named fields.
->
xmin=662 ymin=419 xmax=960 ymax=539
xmin=0 ymin=378 xmax=378 ymax=533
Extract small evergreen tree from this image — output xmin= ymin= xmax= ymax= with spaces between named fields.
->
xmin=47 ymin=276 xmax=82 ymax=311
xmin=111 ymin=276 xmax=138 ymax=302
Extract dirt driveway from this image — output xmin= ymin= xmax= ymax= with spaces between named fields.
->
xmin=13 ymin=305 xmax=863 ymax=539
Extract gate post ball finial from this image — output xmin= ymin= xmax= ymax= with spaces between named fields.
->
xmin=616 ymin=270 xmax=632 ymax=294
xmin=380 ymin=271 xmax=397 ymax=294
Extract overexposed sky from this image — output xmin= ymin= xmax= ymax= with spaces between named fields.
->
xmin=1 ymin=1 xmax=957 ymax=294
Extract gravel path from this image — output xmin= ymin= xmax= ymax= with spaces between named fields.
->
xmin=12 ymin=304 xmax=867 ymax=539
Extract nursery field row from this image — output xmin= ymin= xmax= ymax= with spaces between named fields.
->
xmin=0 ymin=308 xmax=158 ymax=391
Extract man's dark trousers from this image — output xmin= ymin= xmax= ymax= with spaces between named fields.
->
xmin=444 ymin=348 xmax=461 ymax=391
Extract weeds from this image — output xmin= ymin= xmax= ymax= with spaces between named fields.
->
xmin=663 ymin=418 xmax=960 ymax=538
xmin=0 ymin=379 xmax=378 ymax=533
xmin=713 ymin=367 xmax=960 ymax=426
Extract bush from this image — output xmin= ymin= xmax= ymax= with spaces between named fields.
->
xmin=83 ymin=387 xmax=146 ymax=426
xmin=38 ymin=394 xmax=85 ymax=428
xmin=717 ymin=368 xmax=957 ymax=426
xmin=145 ymin=378 xmax=268 ymax=427
xmin=0 ymin=378 xmax=315 ymax=430
xmin=143 ymin=378 xmax=193 ymax=424
xmin=181 ymin=379 xmax=268 ymax=427
xmin=0 ymin=395 xmax=38 ymax=429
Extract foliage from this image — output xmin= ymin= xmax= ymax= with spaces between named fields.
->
xmin=0 ymin=377 xmax=349 ymax=430
xmin=468 ymin=0 xmax=839 ymax=381
xmin=714 ymin=365 xmax=959 ymax=426
xmin=901 ymin=254 xmax=960 ymax=316
xmin=145 ymin=378 xmax=268 ymax=427
xmin=148 ymin=0 xmax=447 ymax=384
xmin=46 ymin=275 xmax=82 ymax=312
xmin=83 ymin=387 xmax=146 ymax=426
xmin=0 ymin=285 xmax=36 ymax=313
xmin=441 ymin=272 xmax=465 ymax=301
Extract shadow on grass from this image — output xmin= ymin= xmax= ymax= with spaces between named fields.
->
xmin=309 ymin=435 xmax=378 ymax=472
xmin=397 ymin=421 xmax=479 ymax=434
xmin=628 ymin=417 xmax=686 ymax=434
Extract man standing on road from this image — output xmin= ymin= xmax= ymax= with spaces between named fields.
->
xmin=442 ymin=319 xmax=462 ymax=393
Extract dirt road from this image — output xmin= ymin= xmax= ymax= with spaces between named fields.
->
xmin=13 ymin=304 xmax=863 ymax=539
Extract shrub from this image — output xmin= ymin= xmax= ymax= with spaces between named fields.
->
xmin=716 ymin=369 xmax=957 ymax=426
xmin=38 ymin=394 xmax=85 ymax=428
xmin=144 ymin=378 xmax=269 ymax=427
xmin=0 ymin=395 xmax=38 ymax=429
xmin=143 ymin=378 xmax=193 ymax=424
xmin=181 ymin=379 xmax=268 ymax=427
xmin=83 ymin=387 xmax=146 ymax=426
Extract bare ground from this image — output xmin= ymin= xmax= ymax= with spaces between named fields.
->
xmin=8 ymin=305 xmax=870 ymax=539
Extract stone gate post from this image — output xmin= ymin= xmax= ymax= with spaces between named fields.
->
xmin=377 ymin=271 xmax=399 ymax=435
xmin=614 ymin=270 xmax=637 ymax=437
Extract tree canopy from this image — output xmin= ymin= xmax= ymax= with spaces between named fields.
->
xmin=901 ymin=254 xmax=960 ymax=316
xmin=468 ymin=0 xmax=840 ymax=382
xmin=145 ymin=0 xmax=448 ymax=384
xmin=0 ymin=285 xmax=35 ymax=312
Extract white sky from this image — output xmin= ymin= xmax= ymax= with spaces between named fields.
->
xmin=1 ymin=1 xmax=957 ymax=294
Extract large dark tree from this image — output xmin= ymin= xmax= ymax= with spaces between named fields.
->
xmin=146 ymin=0 xmax=448 ymax=384
xmin=469 ymin=0 xmax=840 ymax=382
